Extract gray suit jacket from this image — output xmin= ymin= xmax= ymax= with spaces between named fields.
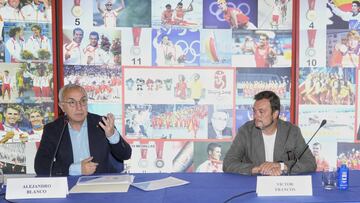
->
xmin=223 ymin=119 xmax=316 ymax=175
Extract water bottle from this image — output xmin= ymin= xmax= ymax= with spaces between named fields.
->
xmin=337 ymin=164 xmax=349 ymax=190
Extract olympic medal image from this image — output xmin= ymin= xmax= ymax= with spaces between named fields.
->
xmin=72 ymin=5 xmax=83 ymax=17
xmin=138 ymin=158 xmax=148 ymax=168
xmin=306 ymin=47 xmax=316 ymax=57
xmin=306 ymin=10 xmax=316 ymax=21
xmin=155 ymin=159 xmax=165 ymax=168
xmin=130 ymin=46 xmax=141 ymax=56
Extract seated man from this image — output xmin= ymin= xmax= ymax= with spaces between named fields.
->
xmin=223 ymin=91 xmax=316 ymax=175
xmin=35 ymin=84 xmax=132 ymax=176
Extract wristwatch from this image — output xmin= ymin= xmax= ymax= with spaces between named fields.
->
xmin=280 ymin=162 xmax=285 ymax=171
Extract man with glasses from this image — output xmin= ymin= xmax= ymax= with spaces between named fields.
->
xmin=97 ymin=0 xmax=125 ymax=28
xmin=208 ymin=110 xmax=232 ymax=139
xmin=223 ymin=91 xmax=316 ymax=175
xmin=35 ymin=84 xmax=132 ymax=176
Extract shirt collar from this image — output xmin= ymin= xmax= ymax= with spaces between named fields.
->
xmin=68 ymin=118 xmax=88 ymax=132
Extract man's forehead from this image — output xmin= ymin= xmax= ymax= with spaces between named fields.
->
xmin=65 ymin=94 xmax=86 ymax=100
xmin=75 ymin=31 xmax=83 ymax=35
xmin=7 ymin=111 xmax=19 ymax=114
xmin=30 ymin=112 xmax=41 ymax=116
xmin=64 ymin=89 xmax=86 ymax=98
xmin=253 ymin=99 xmax=271 ymax=109
xmin=6 ymin=108 xmax=19 ymax=113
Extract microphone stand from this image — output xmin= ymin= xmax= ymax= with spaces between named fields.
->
xmin=49 ymin=117 xmax=69 ymax=177
xmin=288 ymin=120 xmax=326 ymax=175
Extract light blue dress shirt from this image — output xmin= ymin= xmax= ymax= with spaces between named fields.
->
xmin=68 ymin=119 xmax=120 ymax=175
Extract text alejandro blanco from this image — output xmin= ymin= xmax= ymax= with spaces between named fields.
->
xmin=274 ymin=182 xmax=296 ymax=192
xmin=23 ymin=184 xmax=51 ymax=194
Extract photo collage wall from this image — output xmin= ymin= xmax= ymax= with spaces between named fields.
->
xmin=0 ymin=0 xmax=54 ymax=174
xmin=61 ymin=0 xmax=294 ymax=173
xmin=299 ymin=0 xmax=360 ymax=171
xmin=4 ymin=0 xmax=358 ymax=175
xmin=1 ymin=0 xmax=295 ymax=174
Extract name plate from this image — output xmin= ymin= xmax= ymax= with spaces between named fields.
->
xmin=6 ymin=177 xmax=68 ymax=200
xmin=256 ymin=175 xmax=312 ymax=196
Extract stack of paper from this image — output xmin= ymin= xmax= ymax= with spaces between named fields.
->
xmin=132 ymin=176 xmax=189 ymax=191
xmin=70 ymin=174 xmax=135 ymax=193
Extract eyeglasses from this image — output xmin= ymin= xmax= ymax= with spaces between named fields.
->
xmin=62 ymin=98 xmax=88 ymax=108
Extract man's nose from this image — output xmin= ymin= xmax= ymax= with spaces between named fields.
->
xmin=75 ymin=101 xmax=82 ymax=110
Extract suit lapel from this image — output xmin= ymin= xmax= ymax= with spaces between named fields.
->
xmin=273 ymin=120 xmax=287 ymax=162
xmin=87 ymin=115 xmax=97 ymax=158
xmin=252 ymin=129 xmax=265 ymax=164
xmin=61 ymin=125 xmax=74 ymax=164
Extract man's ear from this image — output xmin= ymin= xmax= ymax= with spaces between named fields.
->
xmin=58 ymin=103 xmax=64 ymax=113
xmin=273 ymin=110 xmax=279 ymax=119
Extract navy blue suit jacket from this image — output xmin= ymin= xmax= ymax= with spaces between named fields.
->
xmin=34 ymin=113 xmax=132 ymax=176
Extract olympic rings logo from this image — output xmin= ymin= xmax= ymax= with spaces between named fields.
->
xmin=208 ymin=1 xmax=251 ymax=22
xmin=176 ymin=40 xmax=200 ymax=64
xmin=158 ymin=28 xmax=200 ymax=64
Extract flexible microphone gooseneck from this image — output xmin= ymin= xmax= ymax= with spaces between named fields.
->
xmin=49 ymin=116 xmax=69 ymax=177
xmin=288 ymin=119 xmax=327 ymax=175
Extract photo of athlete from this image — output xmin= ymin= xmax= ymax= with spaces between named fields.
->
xmin=96 ymin=0 xmax=125 ymax=27
xmin=93 ymin=0 xmax=151 ymax=27
xmin=258 ymin=0 xmax=291 ymax=29
xmin=153 ymin=0 xmax=202 ymax=28
xmin=328 ymin=0 xmax=360 ymax=29
xmin=216 ymin=0 xmax=256 ymax=29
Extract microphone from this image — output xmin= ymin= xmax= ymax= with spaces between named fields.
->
xmin=49 ymin=116 xmax=69 ymax=176
xmin=288 ymin=119 xmax=326 ymax=175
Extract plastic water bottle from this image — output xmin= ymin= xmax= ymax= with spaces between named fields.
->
xmin=337 ymin=164 xmax=349 ymax=190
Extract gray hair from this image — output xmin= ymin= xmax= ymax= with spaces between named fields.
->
xmin=58 ymin=84 xmax=87 ymax=102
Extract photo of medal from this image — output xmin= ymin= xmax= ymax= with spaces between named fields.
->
xmin=306 ymin=0 xmax=316 ymax=21
xmin=72 ymin=0 xmax=83 ymax=17
xmin=131 ymin=27 xmax=142 ymax=56
xmin=138 ymin=140 xmax=148 ymax=168
xmin=306 ymin=29 xmax=317 ymax=57
xmin=155 ymin=140 xmax=165 ymax=168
